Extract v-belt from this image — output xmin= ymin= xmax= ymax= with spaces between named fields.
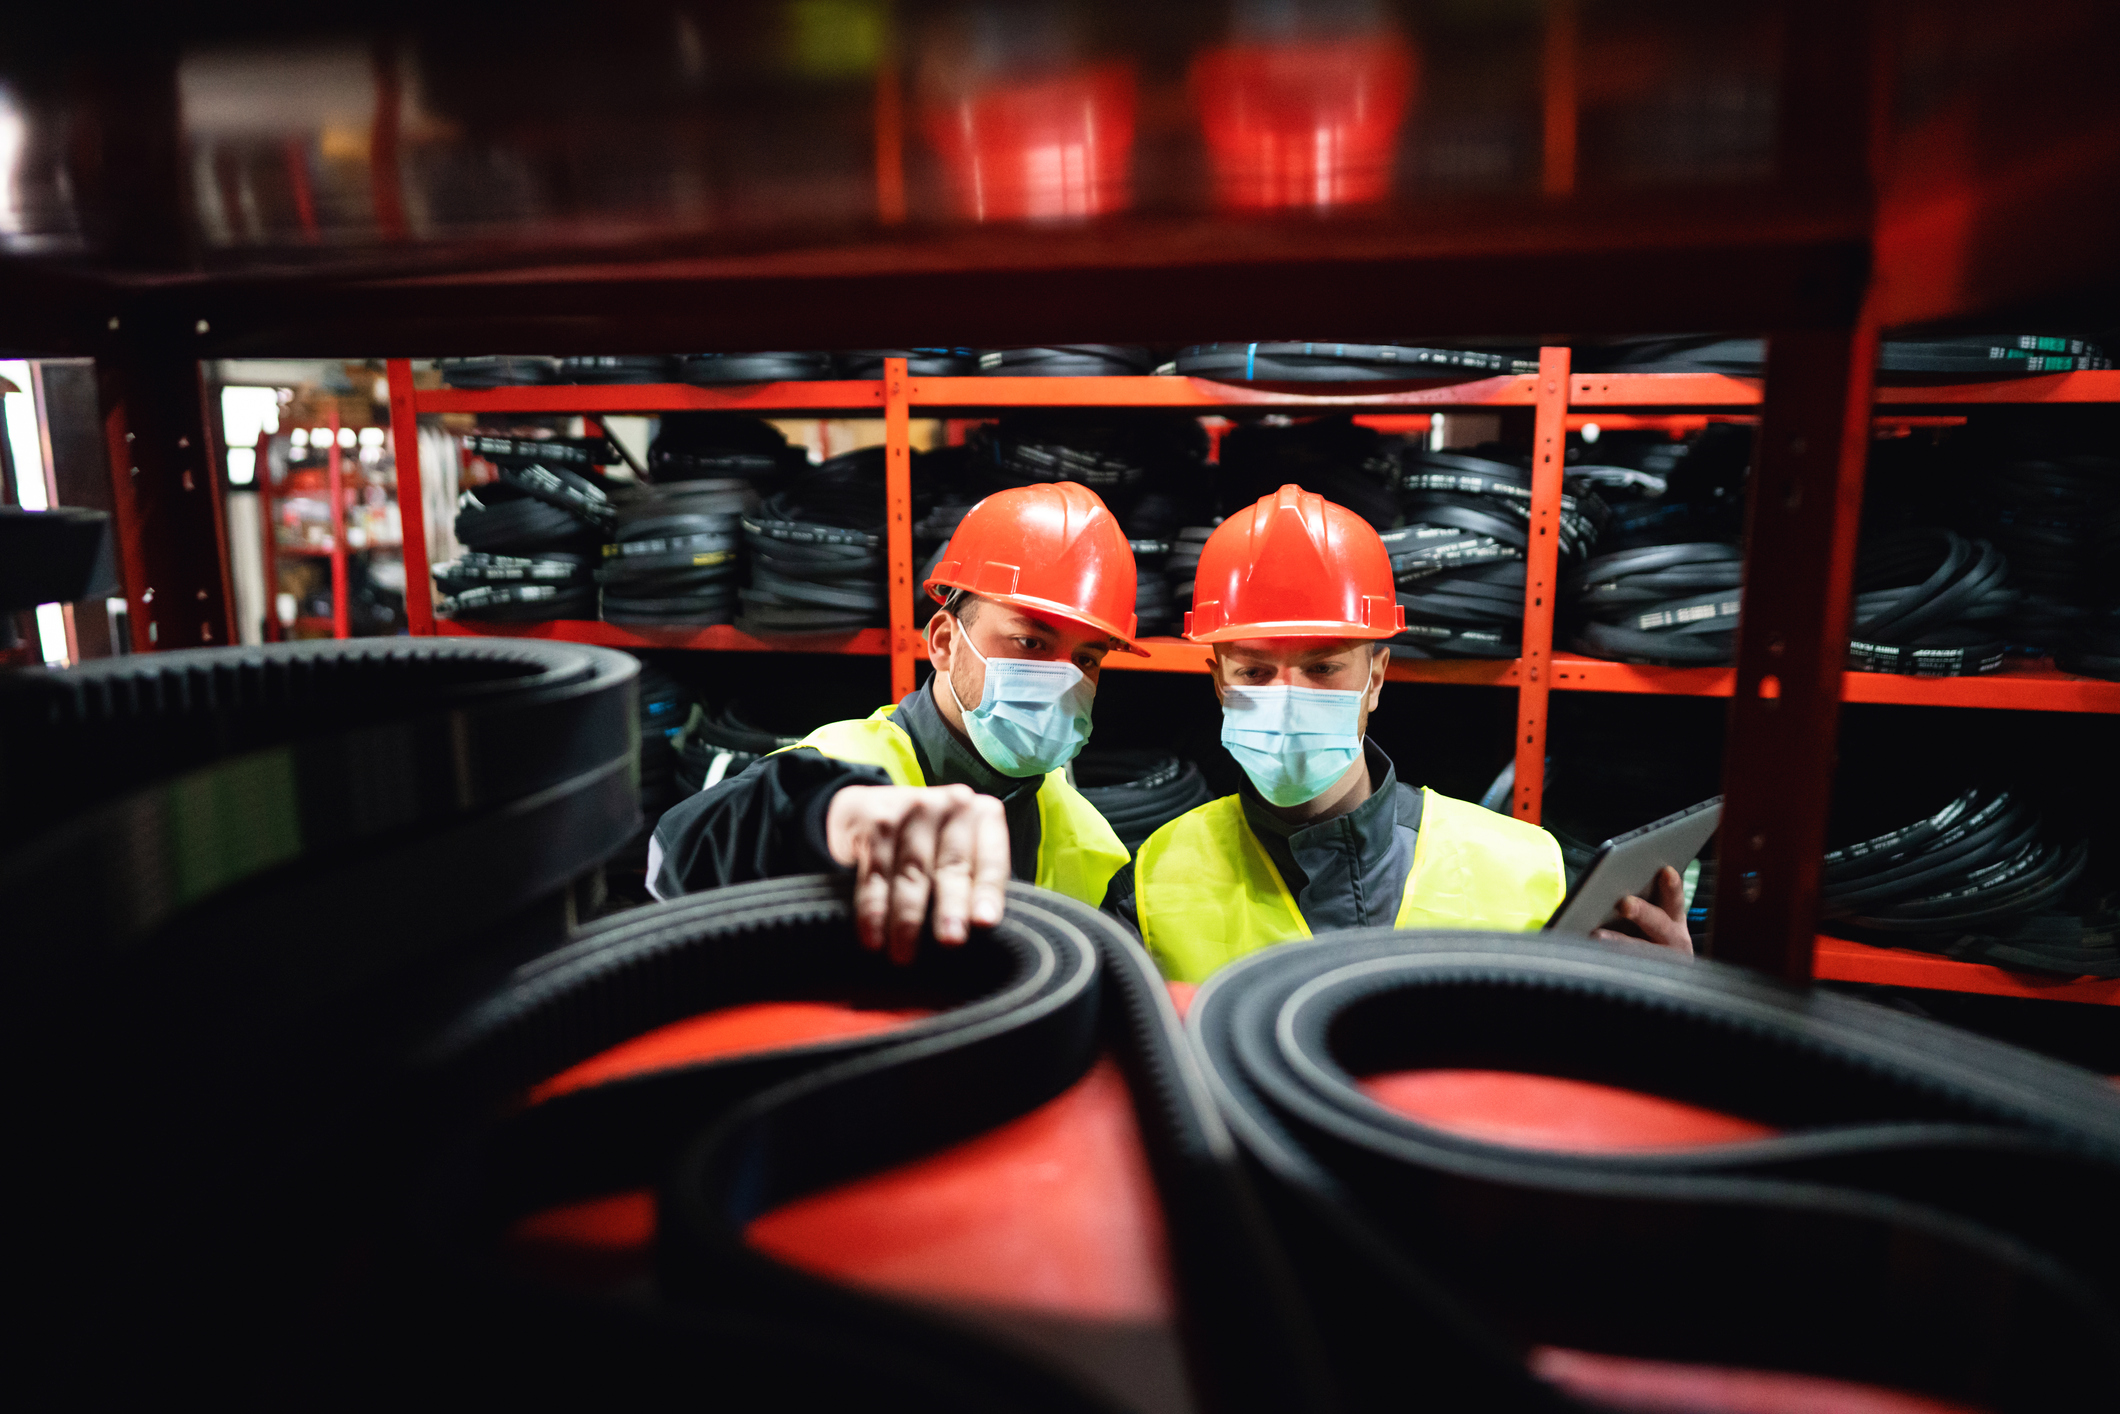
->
xmin=1570 ymin=621 xmax=1733 ymax=665
xmin=496 ymin=463 xmax=619 ymax=531
xmin=392 ymin=878 xmax=1321 ymax=1412
xmin=1189 ymin=930 xmax=2120 ymax=1411
xmin=464 ymin=434 xmax=615 ymax=471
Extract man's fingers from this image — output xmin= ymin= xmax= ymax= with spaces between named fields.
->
xmin=929 ymin=799 xmax=981 ymax=946
xmin=968 ymin=795 xmax=1010 ymax=931
xmin=853 ymin=820 xmax=896 ymax=952
xmin=885 ymin=796 xmax=945 ymax=965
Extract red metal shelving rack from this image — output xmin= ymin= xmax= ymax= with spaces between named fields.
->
xmin=385 ymin=358 xmax=2120 ymax=1004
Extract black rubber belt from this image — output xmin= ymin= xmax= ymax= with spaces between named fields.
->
xmin=1074 ymin=751 xmax=1216 ymax=849
xmin=1190 ymin=931 xmax=2120 ymax=1411
xmin=385 ymin=878 xmax=1323 ymax=1411
xmin=464 ymin=434 xmax=616 ymax=472
xmin=683 ymin=352 xmax=838 ymax=383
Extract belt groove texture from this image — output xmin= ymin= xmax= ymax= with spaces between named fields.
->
xmin=1189 ymin=930 xmax=2120 ymax=1411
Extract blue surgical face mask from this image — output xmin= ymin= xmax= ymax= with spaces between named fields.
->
xmin=939 ymin=617 xmax=1096 ymax=778
xmin=1219 ymin=684 xmax=1366 ymax=807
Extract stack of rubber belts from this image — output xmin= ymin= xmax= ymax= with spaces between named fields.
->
xmin=837 ymin=348 xmax=980 ymax=376
xmin=1218 ymin=414 xmax=1402 ymax=532
xmin=965 ymin=410 xmax=1209 ymax=641
xmin=338 ymin=887 xmax=2120 ymax=1410
xmin=1170 ymin=341 xmax=1537 ymax=381
xmin=1 ymin=639 xmax=641 ymax=1397
xmin=683 ymin=351 xmax=838 ymax=383
xmin=1820 ymin=786 xmax=2115 ymax=976
xmin=1387 ymin=448 xmax=1608 ymax=659
xmin=1072 ymin=750 xmax=1214 ymax=850
xmin=671 ymin=701 xmax=803 ymax=794
xmin=442 ymin=434 xmax=619 ymax=622
xmin=1575 ymin=333 xmax=2110 ymax=377
xmin=914 ymin=492 xmax=979 ymax=630
xmin=1166 ymin=525 xmax=1214 ymax=626
xmin=1964 ymin=452 xmax=2120 ymax=680
xmin=1847 ymin=527 xmax=2016 ymax=677
xmin=438 ymin=356 xmax=560 ymax=387
xmin=978 ymin=345 xmax=1154 ymax=377
xmin=557 ymin=355 xmax=679 ymax=383
xmin=599 ymin=477 xmax=747 ymax=627
xmin=739 ymin=447 xmax=891 ymax=634
xmin=1566 ymin=542 xmax=1744 ymax=666
xmin=1189 ymin=930 xmax=2120 ymax=1410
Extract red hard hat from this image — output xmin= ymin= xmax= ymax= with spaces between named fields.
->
xmin=925 ymin=482 xmax=1146 ymax=653
xmin=1185 ymin=484 xmax=1405 ymax=642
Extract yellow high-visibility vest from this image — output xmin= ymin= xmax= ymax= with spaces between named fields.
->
xmin=784 ymin=707 xmax=1131 ymax=908
xmin=1134 ymin=787 xmax=1567 ymax=983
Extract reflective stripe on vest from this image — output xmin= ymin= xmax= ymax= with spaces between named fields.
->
xmin=784 ymin=707 xmax=1130 ymax=908
xmin=1134 ymin=786 xmax=1568 ymax=984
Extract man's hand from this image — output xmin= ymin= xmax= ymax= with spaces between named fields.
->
xmin=825 ymin=784 xmax=1010 ymax=963
xmin=1591 ymin=865 xmax=1694 ymax=955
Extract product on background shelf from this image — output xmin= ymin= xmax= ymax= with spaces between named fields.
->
xmin=467 ymin=434 xmax=626 ymax=533
xmin=976 ymin=345 xmax=1155 ymax=377
xmin=599 ymin=480 xmax=747 ymax=628
xmin=556 ymin=355 xmax=681 ymax=384
xmin=1129 ymin=539 xmax=1177 ymax=637
xmin=737 ymin=447 xmax=891 ymax=634
xmin=1166 ymin=524 xmax=1215 ymax=620
xmin=1966 ymin=453 xmax=2118 ymax=668
xmin=1575 ymin=334 xmax=2110 ymax=377
xmin=1567 ymin=542 xmax=1744 ymax=666
xmin=1387 ymin=446 xmax=1608 ymax=659
xmin=1821 ymin=787 xmax=2114 ymax=976
xmin=1220 ymin=414 xmax=1402 ymax=531
xmin=648 ymin=412 xmax=804 ymax=486
xmin=681 ymin=352 xmax=838 ymax=383
xmin=1073 ymin=750 xmax=1214 ymax=849
xmin=436 ymin=356 xmax=561 ymax=388
xmin=1847 ymin=527 xmax=2015 ymax=677
xmin=671 ymin=702 xmax=804 ymax=794
xmin=434 ymin=550 xmax=597 ymax=623
xmin=2060 ymin=613 xmax=2120 ymax=681
xmin=836 ymin=348 xmax=980 ymax=377
xmin=1169 ymin=342 xmax=1537 ymax=381
xmin=967 ymin=410 xmax=1209 ymax=528
xmin=1559 ymin=425 xmax=1754 ymax=667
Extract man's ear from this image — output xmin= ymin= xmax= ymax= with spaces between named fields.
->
xmin=1364 ymin=645 xmax=1390 ymax=711
xmin=1206 ymin=649 xmax=1226 ymax=705
xmin=926 ymin=609 xmax=954 ymax=672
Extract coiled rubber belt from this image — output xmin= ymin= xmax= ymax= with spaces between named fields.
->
xmin=454 ymin=492 xmax=594 ymax=554
xmin=1074 ymin=751 xmax=1216 ymax=849
xmin=1172 ymin=342 xmax=1535 ymax=380
xmin=1189 ymin=931 xmax=2120 ymax=1412
xmin=387 ymin=879 xmax=1321 ymax=1411
xmin=683 ymin=352 xmax=838 ymax=383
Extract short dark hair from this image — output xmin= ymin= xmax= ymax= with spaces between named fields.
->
xmin=940 ymin=588 xmax=982 ymax=623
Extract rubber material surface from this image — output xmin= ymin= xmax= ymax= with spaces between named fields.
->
xmin=1190 ymin=930 xmax=2120 ymax=1411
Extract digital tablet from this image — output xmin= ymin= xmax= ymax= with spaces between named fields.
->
xmin=1544 ymin=796 xmax=1723 ymax=933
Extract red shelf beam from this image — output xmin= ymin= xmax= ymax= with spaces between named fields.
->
xmin=435 ymin=618 xmax=890 ymax=656
xmin=1548 ymin=653 xmax=2120 ymax=713
xmin=412 ymin=381 xmax=886 ymax=414
xmin=1813 ymin=936 xmax=2120 ymax=1007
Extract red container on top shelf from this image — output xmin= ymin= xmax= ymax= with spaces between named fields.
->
xmin=921 ymin=61 xmax=1137 ymax=221
xmin=1192 ymin=36 xmax=1416 ymax=210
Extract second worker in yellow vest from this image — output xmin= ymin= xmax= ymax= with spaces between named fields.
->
xmin=1114 ymin=484 xmax=1692 ymax=984
xmin=651 ymin=482 xmax=1139 ymax=961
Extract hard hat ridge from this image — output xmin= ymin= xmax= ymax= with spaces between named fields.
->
xmin=1185 ymin=483 xmax=1406 ymax=643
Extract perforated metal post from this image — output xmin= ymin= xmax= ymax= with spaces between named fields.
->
xmin=328 ymin=406 xmax=350 ymax=640
xmin=386 ymin=359 xmax=435 ymax=635
xmin=1514 ymin=346 xmax=1571 ymax=822
xmin=1712 ymin=323 xmax=1879 ymax=979
xmin=884 ymin=357 xmax=916 ymax=699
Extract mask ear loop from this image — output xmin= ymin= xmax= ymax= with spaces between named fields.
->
xmin=937 ymin=612 xmax=984 ymax=716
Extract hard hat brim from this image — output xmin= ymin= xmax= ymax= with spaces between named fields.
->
xmin=1186 ymin=617 xmax=1400 ymax=644
xmin=924 ymin=578 xmax=1149 ymax=656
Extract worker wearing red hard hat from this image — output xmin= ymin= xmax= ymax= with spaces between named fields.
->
xmin=651 ymin=481 xmax=1139 ymax=959
xmin=1115 ymin=485 xmax=1690 ymax=984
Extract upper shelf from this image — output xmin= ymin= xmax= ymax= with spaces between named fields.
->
xmin=408 ymin=369 xmax=2120 ymax=417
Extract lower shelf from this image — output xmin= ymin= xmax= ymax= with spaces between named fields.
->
xmin=1812 ymin=935 xmax=2120 ymax=1006
xmin=435 ymin=618 xmax=891 ymax=655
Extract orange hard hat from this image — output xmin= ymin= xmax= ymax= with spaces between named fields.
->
xmin=1185 ymin=484 xmax=1405 ymax=642
xmin=925 ymin=482 xmax=1145 ymax=653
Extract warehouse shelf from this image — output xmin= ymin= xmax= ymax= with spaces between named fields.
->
xmin=387 ymin=353 xmax=2120 ymax=1001
xmin=1549 ymin=654 xmax=2120 ymax=714
xmin=1813 ymin=936 xmax=2120 ymax=1007
xmin=435 ymin=618 xmax=889 ymax=655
